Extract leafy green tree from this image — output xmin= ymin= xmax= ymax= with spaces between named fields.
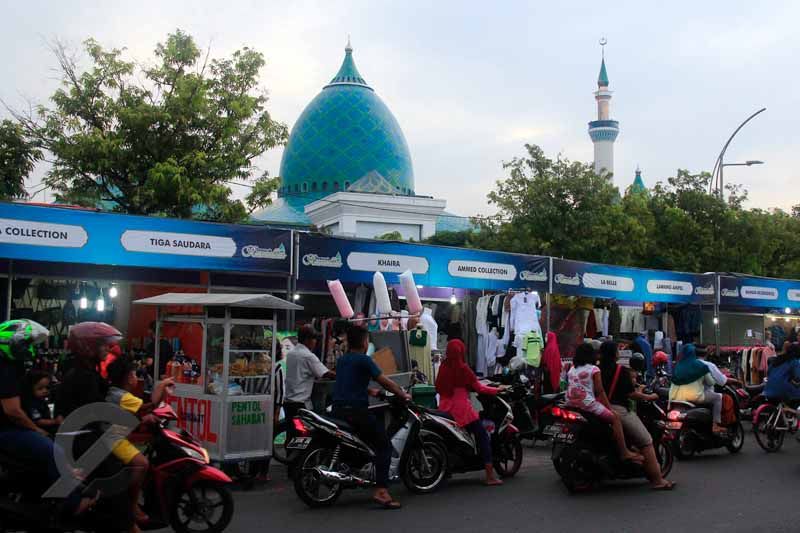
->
xmin=10 ymin=31 xmax=287 ymax=222
xmin=376 ymin=231 xmax=404 ymax=241
xmin=0 ymin=120 xmax=41 ymax=200
xmin=481 ymin=144 xmax=640 ymax=264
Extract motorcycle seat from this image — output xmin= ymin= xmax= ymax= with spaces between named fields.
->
xmin=745 ymin=383 xmax=765 ymax=394
xmin=320 ymin=415 xmax=355 ymax=432
xmin=418 ymin=407 xmax=454 ymax=420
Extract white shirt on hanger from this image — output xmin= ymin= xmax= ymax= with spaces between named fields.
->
xmin=509 ymin=291 xmax=542 ymax=336
xmin=421 ymin=308 xmax=438 ymax=351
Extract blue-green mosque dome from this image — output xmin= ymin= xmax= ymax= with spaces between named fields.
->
xmin=254 ymin=42 xmax=414 ymax=224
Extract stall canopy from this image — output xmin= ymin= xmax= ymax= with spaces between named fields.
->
xmin=552 ymin=258 xmax=716 ymax=304
xmin=0 ymin=202 xmax=293 ymax=276
xmin=134 ymin=292 xmax=303 ymax=310
xmin=719 ymin=274 xmax=800 ymax=310
xmin=297 ymin=233 xmax=550 ymax=292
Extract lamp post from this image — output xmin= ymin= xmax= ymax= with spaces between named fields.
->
xmin=711 ymin=108 xmax=766 ymax=199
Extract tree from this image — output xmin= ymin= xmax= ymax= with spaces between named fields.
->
xmin=0 ymin=120 xmax=41 ymax=200
xmin=9 ymin=31 xmax=287 ymax=222
xmin=481 ymin=144 xmax=641 ymax=264
xmin=376 ymin=231 xmax=404 ymax=241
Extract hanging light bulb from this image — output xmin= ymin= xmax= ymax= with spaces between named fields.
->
xmin=96 ymin=297 xmax=105 ymax=312
xmin=449 ymin=290 xmax=457 ymax=305
xmin=785 ymin=307 xmax=792 ymax=314
xmin=109 ymin=284 xmax=118 ymax=298
xmin=293 ymin=293 xmax=300 ymax=301
xmin=712 ymin=316 xmax=719 ymax=325
xmin=79 ymin=296 xmax=88 ymax=309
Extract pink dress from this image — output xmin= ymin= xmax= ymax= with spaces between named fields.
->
xmin=438 ymin=381 xmax=499 ymax=427
xmin=565 ymin=364 xmax=614 ymax=423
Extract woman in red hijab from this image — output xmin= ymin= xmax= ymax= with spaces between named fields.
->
xmin=541 ymin=332 xmax=562 ymax=394
xmin=435 ymin=339 xmax=505 ymax=486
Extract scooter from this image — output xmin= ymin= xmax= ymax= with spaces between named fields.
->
xmin=548 ymin=397 xmax=674 ymax=493
xmin=423 ymin=386 xmax=524 ymax=479
xmin=0 ymin=403 xmax=232 ymax=533
xmin=290 ymin=393 xmax=448 ymax=508
xmin=136 ymin=404 xmax=234 ymax=533
xmin=665 ymin=385 xmax=745 ymax=459
xmin=493 ymin=371 xmax=564 ymax=443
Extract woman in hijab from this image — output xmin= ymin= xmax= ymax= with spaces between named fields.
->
xmin=669 ymin=344 xmax=725 ymax=433
xmin=435 ymin=339 xmax=505 ymax=486
xmin=541 ymin=332 xmax=562 ymax=394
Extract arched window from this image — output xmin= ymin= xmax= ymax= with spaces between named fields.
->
xmin=333 ymin=182 xmax=340 ymax=191
xmin=311 ymin=182 xmax=318 ymax=191
xmin=301 ymin=183 xmax=308 ymax=193
xmin=344 ymin=181 xmax=351 ymax=189
xmin=322 ymin=182 xmax=328 ymax=191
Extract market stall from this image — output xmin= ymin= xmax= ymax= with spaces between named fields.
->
xmin=134 ymin=292 xmax=302 ymax=463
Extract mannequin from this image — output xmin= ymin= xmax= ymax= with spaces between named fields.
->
xmin=421 ymin=307 xmax=438 ymax=351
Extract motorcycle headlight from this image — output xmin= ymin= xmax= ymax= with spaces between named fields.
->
xmin=181 ymin=446 xmax=210 ymax=464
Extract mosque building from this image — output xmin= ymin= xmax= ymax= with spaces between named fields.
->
xmin=253 ymin=40 xmax=467 ymax=240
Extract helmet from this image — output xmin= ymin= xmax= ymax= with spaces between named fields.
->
xmin=629 ymin=352 xmax=646 ymax=372
xmin=0 ymin=319 xmax=49 ymax=361
xmin=653 ymin=351 xmax=669 ymax=367
xmin=68 ymin=322 xmax=122 ymax=358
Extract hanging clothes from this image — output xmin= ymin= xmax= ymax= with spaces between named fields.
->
xmin=408 ymin=326 xmax=433 ymax=382
xmin=541 ymin=331 xmax=562 ymax=394
xmin=609 ymin=303 xmax=622 ymax=337
xmin=353 ymin=285 xmax=369 ymax=315
xmin=421 ymin=308 xmax=439 ymax=351
xmin=509 ymin=291 xmax=542 ymax=345
xmin=524 ymin=331 xmax=544 ymax=367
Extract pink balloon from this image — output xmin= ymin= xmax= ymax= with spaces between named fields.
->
xmin=327 ymin=279 xmax=354 ymax=318
xmin=398 ymin=270 xmax=422 ymax=315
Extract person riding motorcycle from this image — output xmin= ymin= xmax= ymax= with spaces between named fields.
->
xmin=330 ymin=324 xmax=410 ymax=509
xmin=669 ymin=344 xmax=725 ymax=434
xmin=55 ymin=321 xmax=133 ymax=530
xmin=0 ymin=319 xmax=95 ymax=516
xmin=763 ymin=343 xmax=800 ymax=403
xmin=598 ymin=343 xmax=674 ymax=490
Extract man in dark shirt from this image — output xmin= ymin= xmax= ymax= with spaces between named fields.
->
xmin=332 ymin=324 xmax=409 ymax=509
xmin=145 ymin=321 xmax=173 ymax=379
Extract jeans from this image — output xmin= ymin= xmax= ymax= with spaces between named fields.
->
xmin=465 ymin=420 xmax=492 ymax=464
xmin=701 ymin=391 xmax=723 ymax=424
xmin=333 ymin=407 xmax=391 ymax=488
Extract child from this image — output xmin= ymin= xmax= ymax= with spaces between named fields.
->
xmin=565 ymin=343 xmax=643 ymax=464
xmin=105 ymin=356 xmax=173 ymax=532
xmin=23 ymin=370 xmax=63 ymax=435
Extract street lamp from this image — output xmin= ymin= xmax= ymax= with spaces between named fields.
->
xmin=711 ymin=108 xmax=766 ymax=199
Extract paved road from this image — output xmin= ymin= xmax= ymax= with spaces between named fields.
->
xmin=223 ymin=434 xmax=800 ymax=533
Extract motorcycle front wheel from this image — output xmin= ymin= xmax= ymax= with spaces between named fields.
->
xmin=271 ymin=418 xmax=290 ymax=465
xmin=674 ymin=427 xmax=695 ymax=459
xmin=753 ymin=406 xmax=784 ymax=452
xmin=402 ymin=440 xmax=448 ymax=494
xmin=493 ymin=434 xmax=523 ymax=478
xmin=170 ymin=481 xmax=234 ymax=533
xmin=293 ymin=446 xmax=343 ymax=508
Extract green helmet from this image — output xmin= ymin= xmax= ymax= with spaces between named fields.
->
xmin=0 ymin=319 xmax=49 ymax=361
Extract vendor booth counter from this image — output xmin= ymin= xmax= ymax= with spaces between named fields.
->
xmin=135 ymin=293 xmax=302 ymax=463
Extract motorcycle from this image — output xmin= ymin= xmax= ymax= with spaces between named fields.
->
xmin=548 ymin=397 xmax=674 ymax=493
xmin=422 ymin=386 xmax=524 ymax=479
xmin=0 ymin=403 xmax=232 ymax=533
xmin=290 ymin=393 xmax=448 ymax=508
xmin=665 ymin=385 xmax=745 ymax=459
xmin=731 ymin=382 xmax=765 ymax=421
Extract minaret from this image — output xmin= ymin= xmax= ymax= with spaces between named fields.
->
xmin=588 ymin=41 xmax=619 ymax=176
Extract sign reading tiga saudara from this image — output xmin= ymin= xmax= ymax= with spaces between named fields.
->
xmin=0 ymin=202 xmax=293 ymax=275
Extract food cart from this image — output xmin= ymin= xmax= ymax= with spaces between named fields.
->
xmin=133 ymin=293 xmax=302 ymax=463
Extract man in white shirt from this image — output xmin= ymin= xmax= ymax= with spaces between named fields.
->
xmin=285 ymin=326 xmax=335 ymax=438
xmin=697 ymin=347 xmax=730 ymax=393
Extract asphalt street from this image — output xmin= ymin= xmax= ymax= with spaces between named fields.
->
xmin=222 ymin=432 xmax=800 ymax=533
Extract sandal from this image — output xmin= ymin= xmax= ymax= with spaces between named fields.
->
xmin=652 ymin=480 xmax=676 ymax=491
xmin=372 ymin=497 xmax=402 ymax=509
xmin=484 ymin=478 xmax=504 ymax=486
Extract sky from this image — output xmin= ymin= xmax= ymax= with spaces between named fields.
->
xmin=1 ymin=0 xmax=797 ymax=217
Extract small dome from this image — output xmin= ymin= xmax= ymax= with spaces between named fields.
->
xmin=261 ymin=42 xmax=414 ymax=221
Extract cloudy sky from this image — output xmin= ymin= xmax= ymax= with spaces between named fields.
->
xmin=2 ymin=0 xmax=796 ymax=216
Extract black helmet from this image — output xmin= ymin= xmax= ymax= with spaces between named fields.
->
xmin=629 ymin=352 xmax=646 ymax=372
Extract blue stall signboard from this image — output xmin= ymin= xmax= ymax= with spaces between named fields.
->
xmin=719 ymin=275 xmax=800 ymax=310
xmin=552 ymin=258 xmax=715 ymax=304
xmin=0 ymin=203 xmax=293 ymax=275
xmin=298 ymin=233 xmax=549 ymax=292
